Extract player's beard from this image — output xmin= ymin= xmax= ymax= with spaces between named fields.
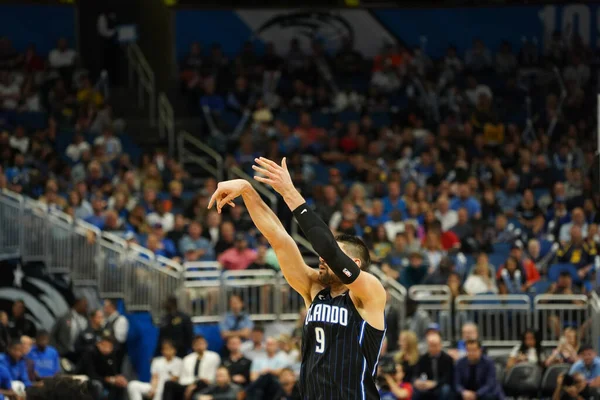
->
xmin=318 ymin=266 xmax=341 ymax=286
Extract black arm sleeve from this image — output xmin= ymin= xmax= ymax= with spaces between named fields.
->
xmin=292 ymin=203 xmax=360 ymax=284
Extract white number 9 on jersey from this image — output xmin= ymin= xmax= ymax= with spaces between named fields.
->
xmin=315 ymin=327 xmax=325 ymax=353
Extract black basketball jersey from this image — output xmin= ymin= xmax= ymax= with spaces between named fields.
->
xmin=300 ymin=287 xmax=385 ymax=400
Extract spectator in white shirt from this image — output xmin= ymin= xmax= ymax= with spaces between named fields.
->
xmin=435 ymin=195 xmax=458 ymax=231
xmin=0 ymin=71 xmax=20 ymax=110
xmin=9 ymin=126 xmax=29 ymax=154
xmin=163 ymin=335 xmax=221 ymax=400
xmin=94 ymin=127 xmax=122 ymax=161
xmin=65 ymin=133 xmax=91 ymax=163
xmin=146 ymin=200 xmax=175 ymax=233
xmin=249 ymin=337 xmax=290 ymax=382
xmin=128 ymin=339 xmax=183 ymax=400
xmin=48 ymin=38 xmax=77 ymax=70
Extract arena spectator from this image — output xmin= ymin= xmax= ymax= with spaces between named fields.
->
xmin=239 ymin=325 xmax=266 ymax=361
xmin=162 ymin=335 xmax=221 ymax=400
xmin=247 ymin=244 xmax=278 ymax=271
xmin=75 ymin=309 xmax=105 ymax=356
xmin=77 ymin=334 xmax=127 ymax=400
xmin=0 ymin=312 xmax=9 ymax=354
xmin=448 ymin=323 xmax=480 ymax=361
xmin=26 ymin=331 xmax=59 ymax=380
xmin=393 ymin=330 xmax=419 ymax=384
xmin=569 ymin=344 xmax=600 ymax=388
xmin=464 ymin=253 xmax=498 ymax=294
xmin=400 ymin=252 xmax=428 ymax=288
xmin=222 ymin=336 xmax=252 ymax=387
xmin=545 ymin=327 xmax=580 ymax=366
xmin=378 ymin=362 xmax=413 ymax=400
xmin=412 ymin=332 xmax=454 ymax=400
xmin=155 ymin=296 xmax=193 ymax=359
xmin=0 ymin=363 xmax=19 ymax=399
xmin=202 ymin=210 xmax=222 ymax=245
xmin=249 ymin=337 xmax=290 ymax=382
xmin=496 ymin=256 xmax=526 ymax=294
xmin=454 ymin=340 xmax=501 ymax=400
xmin=217 ymin=233 xmax=257 ymax=270
xmin=50 ymin=297 xmax=88 ymax=362
xmin=220 ymin=294 xmax=253 ymax=342
xmin=179 ymin=221 xmax=216 ymax=262
xmin=195 ymin=366 xmax=241 ymax=400
xmin=553 ymin=372 xmax=594 ymax=400
xmin=8 ymin=300 xmax=36 ymax=340
xmin=128 ymin=339 xmax=182 ymax=400
xmin=557 ymin=225 xmax=596 ymax=277
xmin=0 ymin=342 xmax=32 ymax=391
xmin=506 ymin=329 xmax=544 ymax=369
xmin=102 ymin=299 xmax=128 ymax=368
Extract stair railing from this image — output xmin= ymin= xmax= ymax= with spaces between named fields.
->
xmin=177 ymin=131 xmax=224 ymax=182
xmin=158 ymin=92 xmax=175 ymax=156
xmin=127 ymin=43 xmax=156 ymax=126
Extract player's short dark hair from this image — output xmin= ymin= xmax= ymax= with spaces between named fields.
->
xmin=335 ymin=234 xmax=370 ymax=271
xmin=465 ymin=339 xmax=482 ymax=349
xmin=252 ymin=325 xmax=265 ymax=333
xmin=161 ymin=339 xmax=176 ymax=349
xmin=26 ymin=377 xmax=93 ymax=400
xmin=89 ymin=309 xmax=102 ymax=318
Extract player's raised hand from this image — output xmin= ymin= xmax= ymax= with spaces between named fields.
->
xmin=207 ymin=179 xmax=250 ymax=213
xmin=253 ymin=157 xmax=294 ymax=196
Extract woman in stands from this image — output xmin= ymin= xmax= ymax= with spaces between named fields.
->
xmin=464 ymin=252 xmax=498 ymax=294
xmin=393 ymin=331 xmax=419 ymax=383
xmin=497 ymin=256 xmax=526 ymax=294
xmin=507 ymin=329 xmax=545 ymax=369
xmin=545 ymin=327 xmax=580 ymax=366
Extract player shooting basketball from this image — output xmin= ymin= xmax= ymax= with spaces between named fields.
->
xmin=209 ymin=156 xmax=386 ymax=399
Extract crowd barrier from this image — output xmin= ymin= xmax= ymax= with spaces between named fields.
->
xmin=0 ymin=190 xmax=184 ymax=323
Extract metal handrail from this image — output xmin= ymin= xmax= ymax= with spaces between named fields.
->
xmin=158 ymin=92 xmax=175 ymax=157
xmin=228 ymin=166 xmax=278 ymax=211
xmin=127 ymin=43 xmax=155 ymax=125
xmin=178 ymin=131 xmax=223 ymax=182
xmin=369 ymin=265 xmax=408 ymax=297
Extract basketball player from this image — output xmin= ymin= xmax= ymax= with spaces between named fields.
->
xmin=209 ymin=157 xmax=387 ymax=399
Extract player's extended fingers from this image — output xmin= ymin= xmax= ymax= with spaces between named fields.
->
xmin=281 ymin=157 xmax=288 ymax=172
xmin=257 ymin=157 xmax=280 ymax=170
xmin=207 ymin=189 xmax=220 ymax=209
xmin=217 ymin=193 xmax=236 ymax=213
xmin=251 ymin=165 xmax=273 ymax=177
xmin=254 ymin=157 xmax=278 ymax=173
xmin=254 ymin=175 xmax=275 ymax=185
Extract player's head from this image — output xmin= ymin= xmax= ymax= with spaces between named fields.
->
xmin=318 ymin=234 xmax=370 ymax=286
xmin=215 ymin=366 xmax=231 ymax=387
xmin=26 ymin=377 xmax=93 ymax=400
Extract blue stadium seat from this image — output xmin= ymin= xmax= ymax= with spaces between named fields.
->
xmin=311 ymin=112 xmax=331 ymax=129
xmin=277 ymin=110 xmax=299 ymax=127
xmin=530 ymin=279 xmax=551 ymax=295
xmin=371 ymin=111 xmax=391 ymax=128
xmin=337 ymin=109 xmax=361 ymax=124
xmin=492 ymin=242 xmax=511 ymax=255
xmin=488 ymin=253 xmax=507 ymax=271
xmin=548 ymin=263 xmax=578 ymax=283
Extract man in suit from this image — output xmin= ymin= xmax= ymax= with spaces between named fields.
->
xmin=50 ymin=298 xmax=88 ymax=363
xmin=413 ymin=332 xmax=455 ymax=400
xmin=455 ymin=340 xmax=503 ymax=400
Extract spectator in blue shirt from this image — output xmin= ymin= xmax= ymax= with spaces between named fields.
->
xmin=0 ymin=341 xmax=32 ymax=388
xmin=450 ymin=183 xmax=481 ymax=219
xmin=220 ymin=294 xmax=254 ymax=342
xmin=382 ymin=181 xmax=407 ymax=218
xmin=26 ymin=330 xmax=60 ymax=380
xmin=0 ymin=364 xmax=13 ymax=400
xmin=569 ymin=345 xmax=600 ymax=388
xmin=496 ymin=176 xmax=522 ymax=217
xmin=178 ymin=221 xmax=216 ymax=261
xmin=83 ymin=194 xmax=106 ymax=230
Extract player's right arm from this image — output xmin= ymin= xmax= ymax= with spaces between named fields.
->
xmin=209 ymin=179 xmax=319 ymax=302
